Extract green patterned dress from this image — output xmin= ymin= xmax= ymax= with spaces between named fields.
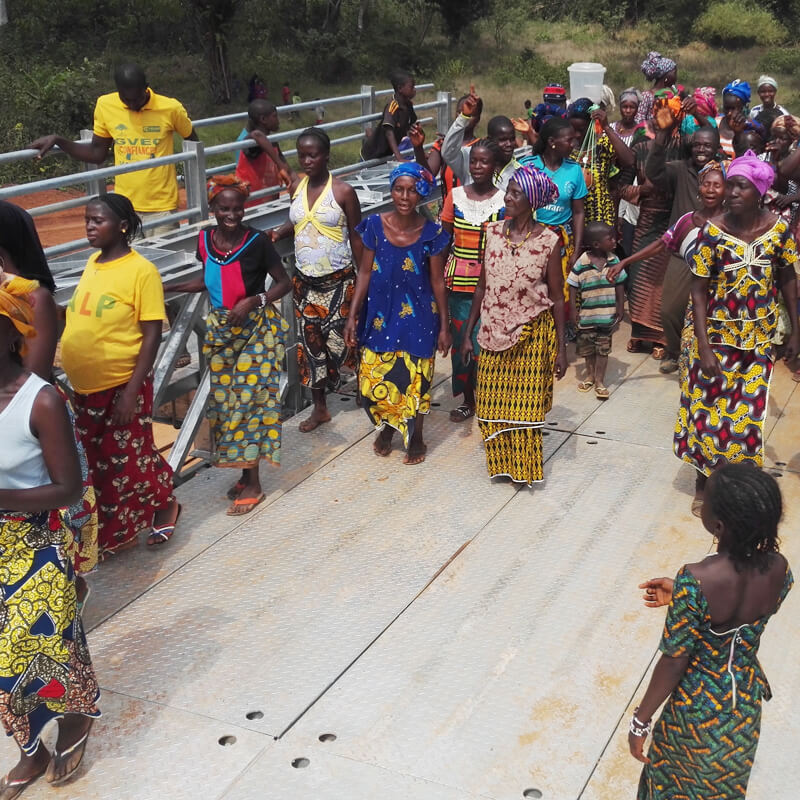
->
xmin=638 ymin=563 xmax=793 ymax=800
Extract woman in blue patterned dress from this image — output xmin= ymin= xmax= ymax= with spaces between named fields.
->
xmin=631 ymin=463 xmax=792 ymax=800
xmin=343 ymin=163 xmax=450 ymax=465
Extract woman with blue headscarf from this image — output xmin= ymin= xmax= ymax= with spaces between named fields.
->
xmin=461 ymin=165 xmax=567 ymax=485
xmin=344 ymin=163 xmax=451 ymax=465
xmin=717 ymin=79 xmax=751 ymax=158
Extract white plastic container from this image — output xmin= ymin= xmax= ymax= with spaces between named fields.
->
xmin=568 ymin=62 xmax=606 ymax=104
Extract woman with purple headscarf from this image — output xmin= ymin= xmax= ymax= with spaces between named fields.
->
xmin=461 ymin=166 xmax=567 ymax=485
xmin=636 ymin=52 xmax=678 ymax=124
xmin=675 ymin=151 xmax=799 ymax=514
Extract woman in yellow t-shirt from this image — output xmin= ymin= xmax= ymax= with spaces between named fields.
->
xmin=60 ymin=194 xmax=181 ymax=555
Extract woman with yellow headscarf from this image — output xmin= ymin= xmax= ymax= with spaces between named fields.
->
xmin=0 ymin=274 xmax=100 ymax=795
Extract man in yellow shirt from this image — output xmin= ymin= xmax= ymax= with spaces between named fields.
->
xmin=30 ymin=63 xmax=197 ymax=227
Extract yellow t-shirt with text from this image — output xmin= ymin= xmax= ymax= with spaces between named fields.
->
xmin=93 ymin=89 xmax=193 ymax=212
xmin=61 ymin=250 xmax=166 ymax=394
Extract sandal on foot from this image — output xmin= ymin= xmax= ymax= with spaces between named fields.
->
xmin=226 ymin=480 xmax=246 ymax=500
xmin=595 ymin=385 xmax=610 ymax=399
xmin=147 ymin=503 xmax=182 ymax=547
xmin=627 ymin=338 xmax=650 ymax=353
xmin=651 ymin=345 xmax=666 ymax=360
xmin=76 ymin=584 xmax=92 ymax=619
xmin=176 ymin=354 xmax=191 ymax=369
xmin=226 ymin=493 xmax=265 ymax=516
xmin=0 ymin=770 xmax=46 ymax=800
xmin=577 ymin=380 xmax=595 ymax=392
xmin=449 ymin=404 xmax=475 ymax=422
xmin=46 ymin=722 xmax=92 ymax=786
xmin=793 ymin=370 xmax=800 ymax=383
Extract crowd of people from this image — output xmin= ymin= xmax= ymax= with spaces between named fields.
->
xmin=0 ymin=56 xmax=793 ymax=798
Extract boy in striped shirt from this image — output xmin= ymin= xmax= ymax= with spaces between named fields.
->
xmin=567 ymin=222 xmax=626 ymax=399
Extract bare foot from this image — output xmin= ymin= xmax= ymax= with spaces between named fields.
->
xmin=373 ymin=429 xmax=393 ymax=457
xmin=403 ymin=441 xmax=427 ymax=465
xmin=299 ymin=408 xmax=332 ymax=433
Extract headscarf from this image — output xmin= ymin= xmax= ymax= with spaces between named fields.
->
xmin=699 ymin=160 xmax=727 ymax=180
xmin=0 ymin=201 xmax=55 ymax=293
xmin=0 ymin=272 xmax=38 ymax=353
xmin=389 ymin=162 xmax=434 ymax=198
xmin=207 ymin=174 xmax=251 ymax=204
xmin=542 ymin=84 xmax=566 ymax=103
xmin=511 ymin=165 xmax=559 ymax=210
xmin=641 ymin=51 xmax=676 ymax=81
xmin=757 ymin=75 xmax=778 ymax=90
xmin=723 ymin=79 xmax=751 ymax=105
xmin=619 ymin=87 xmax=642 ymax=107
xmin=567 ymin=97 xmax=593 ymax=120
xmin=533 ymin=102 xmax=567 ymax=129
xmin=727 ymin=150 xmax=775 ymax=197
xmin=693 ymin=86 xmax=717 ymax=119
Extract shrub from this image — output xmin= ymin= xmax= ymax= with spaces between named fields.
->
xmin=758 ymin=47 xmax=800 ymax=75
xmin=692 ymin=1 xmax=787 ymax=47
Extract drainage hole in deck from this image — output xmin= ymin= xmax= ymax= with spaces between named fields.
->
xmin=292 ymin=757 xmax=310 ymax=768
xmin=245 ymin=711 xmax=263 ymax=720
xmin=586 ymin=440 xmax=598 ymax=445
xmin=523 ymin=790 xmax=543 ymax=799
xmin=318 ymin=733 xmax=337 ymax=743
xmin=218 ymin=735 xmax=237 ymax=746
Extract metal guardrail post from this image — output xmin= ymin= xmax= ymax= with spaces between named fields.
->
xmin=183 ymin=140 xmax=209 ymax=223
xmin=360 ymin=85 xmax=375 ymax=133
xmin=436 ymin=92 xmax=452 ymax=135
xmin=80 ymin=129 xmax=106 ymax=199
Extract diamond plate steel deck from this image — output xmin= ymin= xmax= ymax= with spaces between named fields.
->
xmin=2 ymin=325 xmax=796 ymax=799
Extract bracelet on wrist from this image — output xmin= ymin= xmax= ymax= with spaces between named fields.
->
xmin=629 ymin=708 xmax=652 ymax=738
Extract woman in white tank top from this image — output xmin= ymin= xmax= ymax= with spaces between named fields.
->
xmin=0 ymin=274 xmax=100 ymax=793
xmin=271 ymin=127 xmax=363 ymax=433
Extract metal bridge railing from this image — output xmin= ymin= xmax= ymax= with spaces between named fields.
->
xmin=1 ymin=83 xmax=455 ymax=480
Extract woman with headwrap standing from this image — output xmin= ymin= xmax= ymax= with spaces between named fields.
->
xmin=0 ymin=274 xmax=100 ymax=796
xmin=461 ymin=166 xmax=567 ymax=485
xmin=568 ymin=98 xmax=635 ymax=226
xmin=60 ymin=193 xmax=181 ymax=554
xmin=636 ymin=52 xmax=678 ymax=124
xmin=717 ymin=80 xmax=751 ymax=158
xmin=168 ymin=176 xmax=291 ymax=515
xmin=675 ymin=152 xmax=799 ymax=512
xmin=344 ymin=163 xmax=451 ymax=465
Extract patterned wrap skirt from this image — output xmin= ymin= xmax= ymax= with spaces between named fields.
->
xmin=73 ymin=376 xmax=174 ymax=556
xmin=628 ymin=205 xmax=671 ymax=343
xmin=448 ymin=291 xmax=480 ymax=398
xmin=358 ymin=348 xmax=434 ymax=448
xmin=0 ymin=511 xmax=100 ymax=754
xmin=204 ymin=305 xmax=289 ymax=469
xmin=476 ymin=312 xmax=556 ymax=485
xmin=293 ymin=266 xmax=356 ymax=391
xmin=674 ymin=340 xmax=772 ymax=476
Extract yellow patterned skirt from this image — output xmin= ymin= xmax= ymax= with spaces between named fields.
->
xmin=476 ymin=312 xmax=556 ymax=485
xmin=674 ymin=339 xmax=773 ymax=476
xmin=358 ymin=348 xmax=434 ymax=448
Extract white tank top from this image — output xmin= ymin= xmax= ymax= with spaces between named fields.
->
xmin=0 ymin=373 xmax=52 ymax=490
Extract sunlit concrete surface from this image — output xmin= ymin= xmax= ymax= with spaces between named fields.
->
xmin=5 ymin=320 xmax=798 ymax=800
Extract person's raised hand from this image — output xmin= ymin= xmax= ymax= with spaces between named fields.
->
xmin=461 ymin=84 xmax=480 ymax=117
xmin=785 ymin=115 xmax=800 ymax=141
xmin=409 ymin=123 xmax=425 ymax=149
xmin=639 ymin=577 xmax=674 ymax=608
xmin=29 ymin=135 xmax=59 ymax=159
xmin=729 ymin=111 xmax=748 ymax=134
xmin=590 ymin=107 xmax=609 ymax=129
xmin=681 ymin=95 xmax=699 ymax=118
